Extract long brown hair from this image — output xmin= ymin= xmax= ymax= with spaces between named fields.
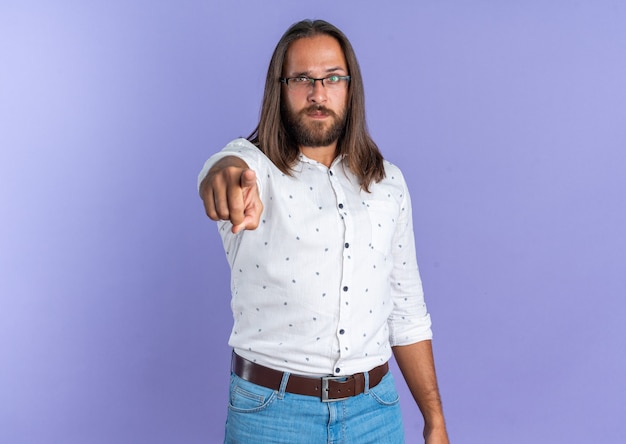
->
xmin=248 ymin=19 xmax=385 ymax=191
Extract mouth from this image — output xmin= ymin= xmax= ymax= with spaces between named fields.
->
xmin=306 ymin=107 xmax=331 ymax=119
xmin=308 ymin=113 xmax=328 ymax=119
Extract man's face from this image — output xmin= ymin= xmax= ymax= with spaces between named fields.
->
xmin=282 ymin=34 xmax=349 ymax=148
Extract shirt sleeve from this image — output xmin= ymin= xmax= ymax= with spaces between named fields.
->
xmin=387 ymin=170 xmax=433 ymax=346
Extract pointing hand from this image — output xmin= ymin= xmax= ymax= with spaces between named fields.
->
xmin=200 ymin=156 xmax=263 ymax=233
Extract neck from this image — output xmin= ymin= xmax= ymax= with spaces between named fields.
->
xmin=299 ymin=142 xmax=338 ymax=168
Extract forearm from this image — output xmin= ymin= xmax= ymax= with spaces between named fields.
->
xmin=392 ymin=340 xmax=448 ymax=440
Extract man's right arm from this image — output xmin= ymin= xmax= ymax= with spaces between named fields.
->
xmin=199 ymin=155 xmax=263 ymax=234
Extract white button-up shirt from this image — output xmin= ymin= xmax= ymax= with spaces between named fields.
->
xmin=198 ymin=138 xmax=432 ymax=377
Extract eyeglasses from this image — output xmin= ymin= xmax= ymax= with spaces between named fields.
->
xmin=279 ymin=75 xmax=351 ymax=91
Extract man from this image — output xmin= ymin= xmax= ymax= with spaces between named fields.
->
xmin=199 ymin=19 xmax=449 ymax=443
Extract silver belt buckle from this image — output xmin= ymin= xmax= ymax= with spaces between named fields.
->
xmin=321 ymin=375 xmax=350 ymax=402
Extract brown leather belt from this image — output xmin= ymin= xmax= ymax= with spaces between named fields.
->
xmin=232 ymin=353 xmax=389 ymax=402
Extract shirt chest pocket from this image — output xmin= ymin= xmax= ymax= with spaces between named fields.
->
xmin=364 ymin=200 xmax=399 ymax=257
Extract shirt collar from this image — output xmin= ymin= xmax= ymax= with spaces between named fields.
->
xmin=297 ymin=152 xmax=346 ymax=170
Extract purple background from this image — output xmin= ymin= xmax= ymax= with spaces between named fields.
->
xmin=1 ymin=1 xmax=625 ymax=443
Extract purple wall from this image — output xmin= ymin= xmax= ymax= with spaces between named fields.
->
xmin=1 ymin=1 xmax=625 ymax=443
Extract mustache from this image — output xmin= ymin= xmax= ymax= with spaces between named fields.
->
xmin=300 ymin=105 xmax=337 ymax=117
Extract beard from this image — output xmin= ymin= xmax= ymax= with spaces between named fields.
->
xmin=283 ymin=104 xmax=347 ymax=147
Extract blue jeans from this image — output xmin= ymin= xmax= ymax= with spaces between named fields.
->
xmin=224 ymin=370 xmax=405 ymax=443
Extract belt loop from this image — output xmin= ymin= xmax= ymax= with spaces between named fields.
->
xmin=278 ymin=372 xmax=290 ymax=400
xmin=364 ymin=369 xmax=371 ymax=394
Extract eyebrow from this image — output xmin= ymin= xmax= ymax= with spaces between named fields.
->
xmin=325 ymin=66 xmax=347 ymax=74
xmin=289 ymin=67 xmax=347 ymax=77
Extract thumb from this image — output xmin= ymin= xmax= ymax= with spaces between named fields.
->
xmin=240 ymin=169 xmax=257 ymax=189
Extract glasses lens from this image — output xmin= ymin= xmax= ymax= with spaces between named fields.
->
xmin=325 ymin=76 xmax=341 ymax=88
xmin=289 ymin=77 xmax=310 ymax=91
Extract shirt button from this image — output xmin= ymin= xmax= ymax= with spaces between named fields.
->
xmin=344 ymin=243 xmax=349 ymax=248
xmin=338 ymin=203 xmax=344 ymax=209
xmin=335 ymin=368 xmax=341 ymax=374
xmin=329 ymin=170 xmax=334 ymax=176
xmin=339 ymin=329 xmax=345 ymax=335
xmin=343 ymin=286 xmax=348 ymax=292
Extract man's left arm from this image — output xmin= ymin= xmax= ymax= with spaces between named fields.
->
xmin=386 ymin=168 xmax=449 ymax=442
xmin=393 ymin=340 xmax=449 ymax=444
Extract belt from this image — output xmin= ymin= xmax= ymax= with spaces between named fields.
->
xmin=232 ymin=353 xmax=389 ymax=402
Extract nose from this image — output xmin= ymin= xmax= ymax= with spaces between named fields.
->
xmin=307 ymin=79 xmax=327 ymax=103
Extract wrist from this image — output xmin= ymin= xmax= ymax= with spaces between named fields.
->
xmin=423 ymin=419 xmax=447 ymax=436
xmin=423 ymin=411 xmax=446 ymax=427
xmin=423 ymin=422 xmax=449 ymax=444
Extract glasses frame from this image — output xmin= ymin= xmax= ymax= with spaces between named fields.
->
xmin=279 ymin=75 xmax=351 ymax=91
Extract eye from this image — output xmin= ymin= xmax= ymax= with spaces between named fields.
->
xmin=326 ymin=75 xmax=340 ymax=84
xmin=292 ymin=76 xmax=310 ymax=83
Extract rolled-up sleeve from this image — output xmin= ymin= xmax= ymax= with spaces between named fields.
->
xmin=387 ymin=178 xmax=433 ymax=346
